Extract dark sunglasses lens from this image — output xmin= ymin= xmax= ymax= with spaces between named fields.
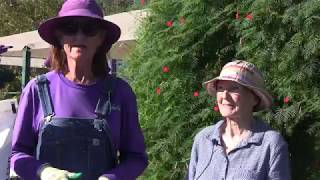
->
xmin=82 ymin=22 xmax=101 ymax=36
xmin=59 ymin=21 xmax=78 ymax=35
xmin=58 ymin=20 xmax=102 ymax=36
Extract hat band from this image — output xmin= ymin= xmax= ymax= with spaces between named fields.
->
xmin=219 ymin=74 xmax=263 ymax=89
xmin=220 ymin=75 xmax=251 ymax=85
xmin=58 ymin=8 xmax=103 ymax=19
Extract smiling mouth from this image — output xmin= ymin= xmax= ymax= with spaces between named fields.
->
xmin=222 ymin=104 xmax=234 ymax=106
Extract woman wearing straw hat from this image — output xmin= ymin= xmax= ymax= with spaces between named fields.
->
xmin=188 ymin=60 xmax=290 ymax=180
xmin=11 ymin=0 xmax=148 ymax=180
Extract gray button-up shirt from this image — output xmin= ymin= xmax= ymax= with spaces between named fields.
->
xmin=188 ymin=119 xmax=291 ymax=180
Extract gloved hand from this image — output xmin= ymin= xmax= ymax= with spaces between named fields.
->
xmin=39 ymin=166 xmax=81 ymax=180
xmin=98 ymin=176 xmax=110 ymax=180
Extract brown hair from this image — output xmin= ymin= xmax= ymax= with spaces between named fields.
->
xmin=50 ymin=36 xmax=112 ymax=78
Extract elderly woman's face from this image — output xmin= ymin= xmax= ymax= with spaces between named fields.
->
xmin=216 ymin=80 xmax=258 ymax=119
xmin=56 ymin=17 xmax=106 ymax=63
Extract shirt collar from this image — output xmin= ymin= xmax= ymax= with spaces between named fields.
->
xmin=206 ymin=118 xmax=268 ymax=145
xmin=206 ymin=120 xmax=224 ymax=145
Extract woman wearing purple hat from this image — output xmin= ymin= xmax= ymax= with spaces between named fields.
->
xmin=11 ymin=0 xmax=148 ymax=180
xmin=187 ymin=60 xmax=291 ymax=180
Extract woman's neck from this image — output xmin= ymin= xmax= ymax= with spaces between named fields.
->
xmin=65 ymin=61 xmax=96 ymax=85
xmin=220 ymin=116 xmax=254 ymax=154
xmin=222 ymin=116 xmax=253 ymax=137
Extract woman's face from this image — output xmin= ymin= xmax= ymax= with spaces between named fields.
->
xmin=216 ymin=80 xmax=258 ymax=119
xmin=56 ymin=17 xmax=106 ymax=64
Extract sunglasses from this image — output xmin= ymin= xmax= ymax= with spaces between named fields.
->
xmin=57 ymin=19 xmax=103 ymax=36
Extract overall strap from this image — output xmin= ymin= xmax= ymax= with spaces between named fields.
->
xmin=94 ymin=76 xmax=115 ymax=119
xmin=93 ymin=76 xmax=118 ymax=165
xmin=35 ymin=74 xmax=54 ymax=160
xmin=36 ymin=75 xmax=54 ymax=117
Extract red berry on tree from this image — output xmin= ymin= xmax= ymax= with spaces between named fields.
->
xmin=213 ymin=106 xmax=219 ymax=112
xmin=193 ymin=91 xmax=199 ymax=97
xmin=283 ymin=96 xmax=289 ymax=104
xmin=245 ymin=13 xmax=253 ymax=21
xmin=140 ymin=0 xmax=145 ymax=6
xmin=166 ymin=20 xmax=173 ymax=27
xmin=156 ymin=87 xmax=161 ymax=94
xmin=162 ymin=66 xmax=169 ymax=73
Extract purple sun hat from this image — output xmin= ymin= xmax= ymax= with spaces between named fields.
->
xmin=38 ymin=0 xmax=121 ymax=46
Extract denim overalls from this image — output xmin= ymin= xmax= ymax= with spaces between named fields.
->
xmin=35 ymin=75 xmax=117 ymax=180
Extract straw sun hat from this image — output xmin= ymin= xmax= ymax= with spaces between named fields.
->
xmin=204 ymin=60 xmax=273 ymax=111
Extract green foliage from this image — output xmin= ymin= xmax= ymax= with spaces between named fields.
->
xmin=0 ymin=66 xmax=21 ymax=100
xmin=0 ymin=66 xmax=48 ymax=100
xmin=124 ymin=0 xmax=238 ymax=179
xmin=97 ymin=0 xmax=130 ymax=14
xmin=124 ymin=0 xmax=320 ymax=179
xmin=236 ymin=0 xmax=320 ymax=179
xmin=0 ymin=0 xmax=63 ymax=36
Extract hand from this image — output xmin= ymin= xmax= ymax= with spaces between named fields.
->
xmin=98 ymin=176 xmax=110 ymax=180
xmin=40 ymin=166 xmax=79 ymax=180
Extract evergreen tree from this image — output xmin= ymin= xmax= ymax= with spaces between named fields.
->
xmin=123 ymin=0 xmax=320 ymax=179
xmin=97 ymin=0 xmax=134 ymax=14
xmin=0 ymin=0 xmax=63 ymax=36
xmin=0 ymin=66 xmax=20 ymax=100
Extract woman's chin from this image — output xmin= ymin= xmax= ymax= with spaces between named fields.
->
xmin=68 ymin=49 xmax=89 ymax=59
xmin=69 ymin=54 xmax=89 ymax=61
xmin=220 ymin=111 xmax=237 ymax=118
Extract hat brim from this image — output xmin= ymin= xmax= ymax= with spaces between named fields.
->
xmin=38 ymin=15 xmax=121 ymax=46
xmin=204 ymin=77 xmax=273 ymax=112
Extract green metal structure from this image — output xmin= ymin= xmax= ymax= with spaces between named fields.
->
xmin=21 ymin=46 xmax=31 ymax=89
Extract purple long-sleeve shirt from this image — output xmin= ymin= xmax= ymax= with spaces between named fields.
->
xmin=11 ymin=71 xmax=148 ymax=180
